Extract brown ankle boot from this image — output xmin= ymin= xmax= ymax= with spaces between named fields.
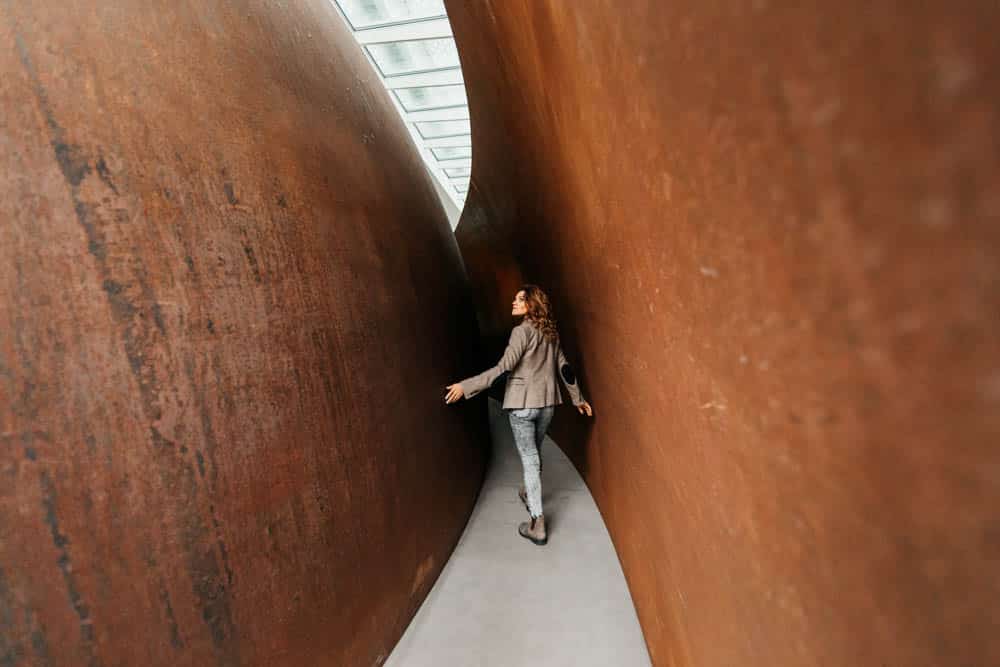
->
xmin=518 ymin=514 xmax=547 ymax=545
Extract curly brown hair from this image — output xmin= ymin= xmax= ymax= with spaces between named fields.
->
xmin=520 ymin=284 xmax=559 ymax=343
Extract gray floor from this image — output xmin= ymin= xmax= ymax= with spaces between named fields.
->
xmin=386 ymin=399 xmax=652 ymax=667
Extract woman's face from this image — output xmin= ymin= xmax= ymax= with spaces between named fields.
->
xmin=511 ymin=290 xmax=528 ymax=317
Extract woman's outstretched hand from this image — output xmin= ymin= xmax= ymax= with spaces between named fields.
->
xmin=444 ymin=383 xmax=464 ymax=404
xmin=577 ymin=401 xmax=594 ymax=417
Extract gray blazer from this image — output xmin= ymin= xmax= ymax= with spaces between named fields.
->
xmin=459 ymin=319 xmax=586 ymax=409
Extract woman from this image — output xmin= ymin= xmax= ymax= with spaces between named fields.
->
xmin=444 ymin=285 xmax=594 ymax=546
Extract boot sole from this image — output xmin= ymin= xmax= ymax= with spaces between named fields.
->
xmin=518 ymin=525 xmax=548 ymax=546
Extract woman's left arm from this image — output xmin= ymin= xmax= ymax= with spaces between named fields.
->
xmin=557 ymin=344 xmax=593 ymax=416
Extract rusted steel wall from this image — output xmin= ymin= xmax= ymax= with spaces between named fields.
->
xmin=0 ymin=2 xmax=485 ymax=665
xmin=448 ymin=1 xmax=1000 ymax=665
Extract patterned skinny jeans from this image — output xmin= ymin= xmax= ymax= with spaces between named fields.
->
xmin=507 ymin=406 xmax=556 ymax=519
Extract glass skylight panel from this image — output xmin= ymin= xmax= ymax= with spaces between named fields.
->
xmin=394 ymin=85 xmax=467 ymax=112
xmin=445 ymin=166 xmax=471 ymax=178
xmin=334 ymin=1 xmax=468 ymax=218
xmin=432 ymin=146 xmax=472 ymax=160
xmin=335 ymin=0 xmax=446 ymax=30
xmin=366 ymin=38 xmax=460 ymax=77
xmin=416 ymin=119 xmax=470 ymax=138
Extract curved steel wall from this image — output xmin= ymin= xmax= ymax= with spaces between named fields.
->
xmin=447 ymin=1 xmax=1000 ymax=665
xmin=0 ymin=2 xmax=485 ymax=665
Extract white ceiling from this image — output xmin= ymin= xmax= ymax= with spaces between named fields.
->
xmin=331 ymin=0 xmax=470 ymax=224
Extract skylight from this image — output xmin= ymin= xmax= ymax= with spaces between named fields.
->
xmin=332 ymin=0 xmax=470 ymax=222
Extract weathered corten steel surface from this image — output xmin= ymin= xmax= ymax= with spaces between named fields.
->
xmin=0 ymin=2 xmax=485 ymax=665
xmin=448 ymin=1 xmax=1000 ymax=665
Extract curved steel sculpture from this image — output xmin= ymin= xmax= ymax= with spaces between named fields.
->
xmin=447 ymin=1 xmax=1000 ymax=665
xmin=0 ymin=1 xmax=484 ymax=665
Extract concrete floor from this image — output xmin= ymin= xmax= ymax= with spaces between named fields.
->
xmin=386 ymin=399 xmax=652 ymax=667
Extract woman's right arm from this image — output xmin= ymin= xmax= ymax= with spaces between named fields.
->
xmin=457 ymin=326 xmax=530 ymax=399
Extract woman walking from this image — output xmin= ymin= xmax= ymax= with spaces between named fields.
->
xmin=444 ymin=285 xmax=593 ymax=545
